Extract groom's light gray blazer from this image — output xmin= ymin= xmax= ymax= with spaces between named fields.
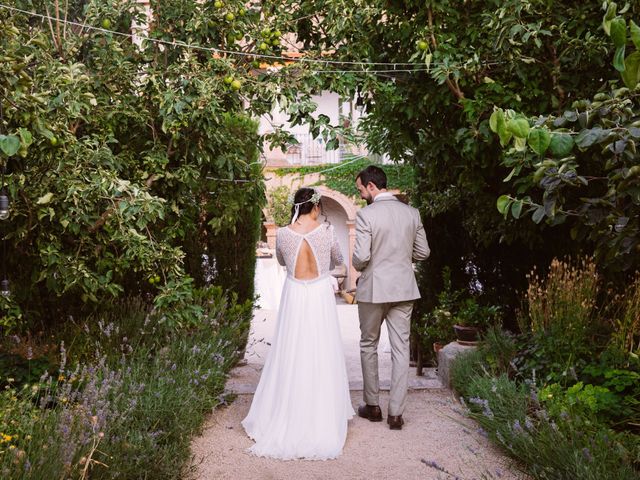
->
xmin=352 ymin=195 xmax=430 ymax=302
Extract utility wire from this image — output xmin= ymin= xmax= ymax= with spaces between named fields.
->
xmin=0 ymin=3 xmax=498 ymax=72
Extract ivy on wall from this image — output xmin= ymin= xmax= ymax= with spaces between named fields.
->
xmin=271 ymin=157 xmax=415 ymax=200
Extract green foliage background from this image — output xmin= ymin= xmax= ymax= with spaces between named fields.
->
xmin=261 ymin=0 xmax=640 ymax=324
xmin=0 ymin=0 xmax=268 ymax=331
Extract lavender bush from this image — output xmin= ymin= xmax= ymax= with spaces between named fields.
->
xmin=1 ymin=287 xmax=251 ymax=479
xmin=451 ymin=357 xmax=638 ymax=479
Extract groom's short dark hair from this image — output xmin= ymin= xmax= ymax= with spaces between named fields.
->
xmin=356 ymin=165 xmax=387 ymax=189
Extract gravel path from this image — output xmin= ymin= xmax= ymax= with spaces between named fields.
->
xmin=188 ymin=305 xmax=525 ymax=480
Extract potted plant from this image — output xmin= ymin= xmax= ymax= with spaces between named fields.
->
xmin=452 ymin=298 xmax=500 ymax=345
xmin=423 ymin=307 xmax=456 ymax=352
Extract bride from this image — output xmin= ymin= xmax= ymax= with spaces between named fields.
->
xmin=242 ymin=187 xmax=355 ymax=460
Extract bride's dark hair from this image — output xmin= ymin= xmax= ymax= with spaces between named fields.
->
xmin=291 ymin=187 xmax=319 ymax=220
xmin=290 ymin=187 xmax=329 ymax=224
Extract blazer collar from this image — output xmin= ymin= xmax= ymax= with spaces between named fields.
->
xmin=373 ymin=193 xmax=398 ymax=202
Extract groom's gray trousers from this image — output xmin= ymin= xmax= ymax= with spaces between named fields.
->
xmin=358 ymin=300 xmax=414 ymax=416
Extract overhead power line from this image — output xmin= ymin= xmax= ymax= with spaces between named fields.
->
xmin=0 ymin=3 xmax=497 ymax=74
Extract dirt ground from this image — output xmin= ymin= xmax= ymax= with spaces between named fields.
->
xmin=187 ymin=305 xmax=525 ymax=480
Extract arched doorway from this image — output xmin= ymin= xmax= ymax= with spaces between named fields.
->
xmin=316 ymin=187 xmax=359 ymax=291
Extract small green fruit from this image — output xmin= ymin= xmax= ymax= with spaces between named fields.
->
xmin=271 ymin=38 xmax=280 ymax=46
xmin=235 ymin=32 xmax=243 ymax=41
xmin=154 ymin=275 xmax=161 ymax=283
xmin=230 ymin=79 xmax=241 ymax=90
xmin=49 ymin=136 xmax=58 ymax=146
xmin=417 ymin=40 xmax=428 ymax=51
xmin=251 ymin=60 xmax=261 ymax=68
xmin=214 ymin=0 xmax=223 ymax=8
xmin=224 ymin=75 xmax=233 ymax=84
xmin=225 ymin=12 xmax=235 ymax=21
xmin=259 ymin=42 xmax=268 ymax=51
xmin=261 ymin=28 xmax=271 ymax=38
xmin=239 ymin=8 xmax=246 ymax=16
xmin=101 ymin=19 xmax=112 ymax=30
xmin=273 ymin=30 xmax=281 ymax=38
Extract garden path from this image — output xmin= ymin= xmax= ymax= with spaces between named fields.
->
xmin=189 ymin=305 xmax=525 ymax=480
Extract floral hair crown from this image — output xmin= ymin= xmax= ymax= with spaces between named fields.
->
xmin=288 ymin=188 xmax=322 ymax=224
xmin=287 ymin=188 xmax=322 ymax=207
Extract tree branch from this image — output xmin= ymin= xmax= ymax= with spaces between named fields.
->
xmin=428 ymin=8 xmax=464 ymax=100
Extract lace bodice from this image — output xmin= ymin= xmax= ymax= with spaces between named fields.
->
xmin=276 ymin=224 xmax=344 ymax=277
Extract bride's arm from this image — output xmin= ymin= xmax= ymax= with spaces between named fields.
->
xmin=275 ymin=229 xmax=286 ymax=266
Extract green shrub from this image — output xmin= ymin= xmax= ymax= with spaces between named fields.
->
xmin=268 ymin=185 xmax=293 ymax=227
xmin=0 ymin=289 xmax=251 ymax=479
xmin=451 ymin=340 xmax=639 ymax=479
xmin=449 ymin=349 xmax=488 ymax=395
xmin=481 ymin=326 xmax=518 ymax=377
xmin=515 ymin=258 xmax=604 ymax=385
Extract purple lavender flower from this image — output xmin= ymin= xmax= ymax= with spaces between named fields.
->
xmin=525 ymin=417 xmax=534 ymax=430
xmin=582 ymin=447 xmax=593 ymax=462
xmin=512 ymin=419 xmax=523 ymax=434
xmin=421 ymin=459 xmax=445 ymax=471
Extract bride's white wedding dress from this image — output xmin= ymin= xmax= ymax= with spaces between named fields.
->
xmin=242 ymin=224 xmax=355 ymax=460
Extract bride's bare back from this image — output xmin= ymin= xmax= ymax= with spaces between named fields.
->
xmin=275 ymin=222 xmax=344 ymax=283
xmin=294 ymin=238 xmax=319 ymax=279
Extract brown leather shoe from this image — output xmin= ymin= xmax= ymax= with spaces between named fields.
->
xmin=387 ymin=415 xmax=404 ymax=430
xmin=358 ymin=404 xmax=383 ymax=422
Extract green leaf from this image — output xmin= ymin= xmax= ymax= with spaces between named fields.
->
xmin=514 ymin=136 xmax=528 ymax=151
xmin=613 ymin=45 xmax=626 ymax=72
xmin=36 ymin=192 xmax=54 ymax=205
xmin=17 ymin=128 xmax=33 ymax=147
xmin=0 ymin=135 xmax=21 ymax=156
xmin=603 ymin=2 xmax=617 ymax=36
xmin=621 ymin=51 xmax=640 ymax=89
xmin=490 ymin=109 xmax=513 ymax=146
xmin=507 ymin=117 xmax=530 ymax=138
xmin=496 ymin=194 xmax=511 ymax=215
xmin=503 ymin=166 xmax=518 ymax=182
xmin=610 ymin=17 xmax=627 ymax=48
xmin=575 ymin=128 xmax=608 ymax=149
xmin=531 ymin=206 xmax=545 ymax=224
xmin=549 ymin=133 xmax=574 ymax=157
xmin=631 ymin=20 xmax=640 ymax=50
xmin=528 ymin=128 xmax=551 ymax=156
xmin=489 ymin=109 xmax=503 ymax=133
xmin=511 ymin=200 xmax=523 ymax=219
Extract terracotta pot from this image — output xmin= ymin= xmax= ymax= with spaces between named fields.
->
xmin=453 ymin=324 xmax=480 ymax=345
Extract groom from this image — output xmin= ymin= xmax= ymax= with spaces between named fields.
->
xmin=352 ymin=165 xmax=430 ymax=430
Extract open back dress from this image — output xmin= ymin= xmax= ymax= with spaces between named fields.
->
xmin=241 ymin=224 xmax=355 ymax=460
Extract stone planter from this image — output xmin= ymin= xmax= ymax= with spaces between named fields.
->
xmin=453 ymin=324 xmax=480 ymax=345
